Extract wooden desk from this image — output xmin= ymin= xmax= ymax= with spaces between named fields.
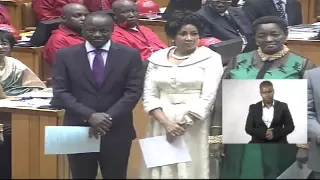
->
xmin=0 ymin=107 xmax=69 ymax=179
xmin=0 ymin=0 xmax=32 ymax=30
xmin=127 ymin=101 xmax=148 ymax=178
xmin=287 ymin=40 xmax=320 ymax=64
xmin=10 ymin=46 xmax=51 ymax=80
xmin=3 ymin=101 xmax=148 ymax=179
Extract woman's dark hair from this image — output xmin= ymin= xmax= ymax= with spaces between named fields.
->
xmin=164 ymin=10 xmax=204 ymax=39
xmin=252 ymin=16 xmax=288 ymax=36
xmin=0 ymin=30 xmax=16 ymax=48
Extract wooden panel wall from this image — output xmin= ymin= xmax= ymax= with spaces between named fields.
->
xmin=154 ymin=0 xmax=169 ymax=7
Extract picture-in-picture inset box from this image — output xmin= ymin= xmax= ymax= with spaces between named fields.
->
xmin=222 ymin=79 xmax=307 ymax=144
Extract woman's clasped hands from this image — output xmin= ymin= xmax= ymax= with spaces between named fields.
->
xmin=163 ymin=117 xmax=188 ymax=143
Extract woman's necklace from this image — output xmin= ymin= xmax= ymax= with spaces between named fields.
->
xmin=171 ymin=48 xmax=191 ymax=60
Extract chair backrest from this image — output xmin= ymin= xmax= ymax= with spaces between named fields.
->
xmin=22 ymin=2 xmax=38 ymax=30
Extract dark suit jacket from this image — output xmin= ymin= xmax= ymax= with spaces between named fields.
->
xmin=242 ymin=0 xmax=302 ymax=26
xmin=162 ymin=0 xmax=202 ymax=20
xmin=195 ymin=6 xmax=257 ymax=53
xmin=245 ymin=100 xmax=295 ymax=143
xmin=51 ymin=42 xmax=144 ymax=141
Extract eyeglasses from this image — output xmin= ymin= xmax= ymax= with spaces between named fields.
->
xmin=0 ymin=41 xmax=9 ymax=47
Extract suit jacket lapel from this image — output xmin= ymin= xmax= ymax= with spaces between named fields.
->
xmin=77 ymin=44 xmax=97 ymax=89
xmin=204 ymin=7 xmax=237 ymax=34
xmin=265 ymin=0 xmax=281 ymax=17
xmin=286 ymin=1 xmax=294 ymax=25
xmin=101 ymin=42 xmax=120 ymax=87
xmin=270 ymin=101 xmax=279 ymax=127
xmin=257 ymin=102 xmax=266 ymax=127
xmin=229 ymin=8 xmax=252 ymax=34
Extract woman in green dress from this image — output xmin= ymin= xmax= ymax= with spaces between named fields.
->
xmin=219 ymin=16 xmax=315 ymax=179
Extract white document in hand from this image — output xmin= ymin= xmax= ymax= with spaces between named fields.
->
xmin=139 ymin=135 xmax=191 ymax=168
xmin=276 ymin=161 xmax=312 ymax=179
xmin=44 ymin=126 xmax=100 ymax=155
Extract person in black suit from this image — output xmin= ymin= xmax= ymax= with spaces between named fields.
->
xmin=51 ymin=11 xmax=144 ymax=179
xmin=162 ymin=0 xmax=202 ymax=20
xmin=231 ymin=0 xmax=240 ymax=6
xmin=195 ymin=0 xmax=257 ymax=53
xmin=245 ymin=81 xmax=295 ymax=143
xmin=242 ymin=0 xmax=302 ymax=26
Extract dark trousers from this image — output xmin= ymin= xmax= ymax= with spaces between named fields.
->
xmin=0 ymin=134 xmax=11 ymax=179
xmin=68 ymin=139 xmax=132 ymax=179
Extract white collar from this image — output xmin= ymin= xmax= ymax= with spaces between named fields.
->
xmin=274 ymin=0 xmax=287 ymax=4
xmin=130 ymin=26 xmax=139 ymax=32
xmin=148 ymin=46 xmax=221 ymax=67
xmin=262 ymin=100 xmax=275 ymax=107
xmin=85 ymin=40 xmax=111 ymax=52
xmin=220 ymin=10 xmax=229 ymax=16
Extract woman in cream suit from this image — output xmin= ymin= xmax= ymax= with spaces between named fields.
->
xmin=141 ymin=11 xmax=223 ymax=179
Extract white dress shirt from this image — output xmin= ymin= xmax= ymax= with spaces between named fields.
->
xmin=262 ymin=101 xmax=275 ymax=128
xmin=273 ymin=0 xmax=288 ymax=20
xmin=85 ymin=40 xmax=111 ymax=69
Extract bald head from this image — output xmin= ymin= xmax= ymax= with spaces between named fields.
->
xmin=112 ymin=0 xmax=136 ymax=13
xmin=61 ymin=3 xmax=89 ymax=33
xmin=62 ymin=3 xmax=88 ymax=17
xmin=84 ymin=12 xmax=114 ymax=26
xmin=112 ymin=0 xmax=139 ymax=28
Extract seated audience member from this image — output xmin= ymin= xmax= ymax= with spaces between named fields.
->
xmin=32 ymin=0 xmax=82 ymax=21
xmin=242 ymin=0 xmax=302 ymax=26
xmin=0 ymin=24 xmax=21 ymax=40
xmin=83 ymin=0 xmax=119 ymax=12
xmin=195 ymin=0 xmax=257 ymax=53
xmin=0 ymin=5 xmax=11 ymax=25
xmin=0 ymin=30 xmax=46 ymax=179
xmin=44 ymin=3 xmax=89 ymax=66
xmin=231 ymin=0 xmax=239 ymax=6
xmin=111 ymin=0 xmax=167 ymax=61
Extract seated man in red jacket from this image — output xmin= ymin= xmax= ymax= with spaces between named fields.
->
xmin=111 ymin=0 xmax=166 ymax=61
xmin=0 ymin=5 xmax=11 ymax=25
xmin=83 ymin=0 xmax=113 ymax=12
xmin=32 ymin=0 xmax=83 ymax=21
xmin=44 ymin=3 xmax=89 ymax=65
xmin=83 ymin=0 xmax=136 ymax=12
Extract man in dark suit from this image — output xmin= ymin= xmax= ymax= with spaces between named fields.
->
xmin=51 ymin=11 xmax=144 ymax=179
xmin=245 ymin=81 xmax=295 ymax=143
xmin=162 ymin=0 xmax=202 ymax=20
xmin=242 ymin=0 xmax=302 ymax=26
xmin=195 ymin=0 xmax=257 ymax=53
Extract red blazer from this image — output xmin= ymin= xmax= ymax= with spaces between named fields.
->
xmin=32 ymin=0 xmax=80 ymax=21
xmin=83 ymin=0 xmax=113 ymax=12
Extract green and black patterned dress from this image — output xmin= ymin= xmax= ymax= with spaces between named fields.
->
xmin=219 ymin=50 xmax=315 ymax=179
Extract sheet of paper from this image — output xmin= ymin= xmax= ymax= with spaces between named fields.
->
xmin=17 ymin=91 xmax=53 ymax=98
xmin=139 ymin=135 xmax=191 ymax=168
xmin=45 ymin=126 xmax=100 ymax=155
xmin=277 ymin=161 xmax=312 ymax=179
xmin=0 ymin=98 xmax=51 ymax=108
